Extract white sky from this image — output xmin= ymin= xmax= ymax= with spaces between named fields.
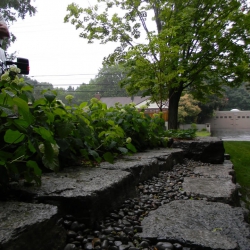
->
xmin=8 ymin=0 xmax=119 ymax=89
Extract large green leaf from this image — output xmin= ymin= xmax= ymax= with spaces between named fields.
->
xmin=42 ymin=142 xmax=59 ymax=172
xmin=79 ymin=102 xmax=88 ymax=109
xmin=21 ymin=85 xmax=33 ymax=92
xmin=118 ymin=147 xmax=128 ymax=154
xmin=0 ymin=106 xmax=14 ymax=117
xmin=13 ymin=97 xmax=34 ymax=125
xmin=44 ymin=92 xmax=56 ymax=104
xmin=103 ymin=152 xmax=114 ymax=163
xmin=126 ymin=143 xmax=137 ymax=153
xmin=88 ymin=149 xmax=99 ymax=159
xmin=5 ymin=90 xmax=15 ymax=98
xmin=26 ymin=160 xmax=42 ymax=176
xmin=4 ymin=129 xmax=25 ymax=144
xmin=33 ymin=98 xmax=47 ymax=107
xmin=33 ymin=127 xmax=55 ymax=143
xmin=56 ymin=122 xmax=74 ymax=138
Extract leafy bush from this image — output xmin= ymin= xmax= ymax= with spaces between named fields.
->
xmin=165 ymin=129 xmax=196 ymax=140
xmin=0 ymin=70 xmax=169 ymax=190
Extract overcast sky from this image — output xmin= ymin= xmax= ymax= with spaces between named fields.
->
xmin=8 ymin=0 xmax=119 ymax=89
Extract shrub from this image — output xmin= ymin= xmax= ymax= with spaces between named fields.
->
xmin=0 ymin=71 xmax=169 ymax=191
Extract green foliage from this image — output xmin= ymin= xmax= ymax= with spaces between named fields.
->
xmin=196 ymin=130 xmax=211 ymax=137
xmin=165 ymin=129 xmax=196 ymax=140
xmin=0 ymin=0 xmax=36 ymax=49
xmin=0 ymin=70 xmax=169 ymax=191
xmin=222 ymin=84 xmax=250 ymax=111
xmin=65 ymin=0 xmax=250 ymax=129
xmin=224 ymin=141 xmax=250 ymax=206
xmin=178 ymin=94 xmax=201 ymax=124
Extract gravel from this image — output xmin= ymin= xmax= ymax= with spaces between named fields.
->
xmin=62 ymin=159 xmax=212 ymax=250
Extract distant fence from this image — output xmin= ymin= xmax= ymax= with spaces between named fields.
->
xmin=144 ymin=109 xmax=168 ymax=121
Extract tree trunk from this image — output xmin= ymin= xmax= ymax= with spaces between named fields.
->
xmin=168 ymin=88 xmax=182 ymax=129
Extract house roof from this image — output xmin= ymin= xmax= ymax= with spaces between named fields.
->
xmin=135 ymin=99 xmax=169 ymax=109
xmin=100 ymin=96 xmax=150 ymax=108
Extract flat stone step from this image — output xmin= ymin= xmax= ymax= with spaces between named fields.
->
xmin=182 ymin=177 xmax=238 ymax=204
xmin=0 ymin=202 xmax=66 ymax=249
xmin=12 ymin=149 xmax=183 ymax=225
xmin=182 ymin=161 xmax=239 ymax=204
xmin=14 ymin=168 xmax=137 ymax=225
xmin=193 ymin=162 xmax=235 ymax=180
xmin=138 ymin=200 xmax=250 ymax=250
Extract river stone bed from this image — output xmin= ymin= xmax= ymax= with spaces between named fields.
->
xmin=62 ymin=159 xmax=250 ymax=250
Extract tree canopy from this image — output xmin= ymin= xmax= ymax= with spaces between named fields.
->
xmin=65 ymin=0 xmax=250 ymax=129
xmin=0 ymin=0 xmax=36 ymax=48
xmin=178 ymin=93 xmax=201 ymax=124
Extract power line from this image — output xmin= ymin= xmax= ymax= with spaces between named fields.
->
xmin=31 ymin=74 xmax=97 ymax=77
xmin=30 ymin=73 xmax=125 ymax=77
xmin=31 ymin=83 xmax=123 ymax=86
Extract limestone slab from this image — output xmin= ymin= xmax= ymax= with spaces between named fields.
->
xmin=138 ymin=200 xmax=250 ymax=250
xmin=0 ymin=202 xmax=66 ymax=250
xmin=182 ymin=177 xmax=237 ymax=203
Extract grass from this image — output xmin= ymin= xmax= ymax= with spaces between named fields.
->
xmin=195 ymin=130 xmax=211 ymax=137
xmin=224 ymin=141 xmax=250 ymax=203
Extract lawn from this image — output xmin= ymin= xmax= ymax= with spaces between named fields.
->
xmin=195 ymin=130 xmax=211 ymax=137
xmin=223 ymin=141 xmax=250 ymax=203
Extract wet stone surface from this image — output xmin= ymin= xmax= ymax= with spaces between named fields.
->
xmin=62 ymin=159 xmax=248 ymax=250
xmin=0 ymin=202 xmax=66 ymax=250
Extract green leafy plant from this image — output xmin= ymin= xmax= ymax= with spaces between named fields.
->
xmin=165 ymin=129 xmax=196 ymax=140
xmin=0 ymin=70 xmax=170 ymax=192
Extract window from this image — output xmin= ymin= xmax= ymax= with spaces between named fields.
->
xmin=242 ymin=116 xmax=245 ymax=118
xmin=224 ymin=116 xmax=227 ymax=118
xmin=229 ymin=116 xmax=232 ymax=118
